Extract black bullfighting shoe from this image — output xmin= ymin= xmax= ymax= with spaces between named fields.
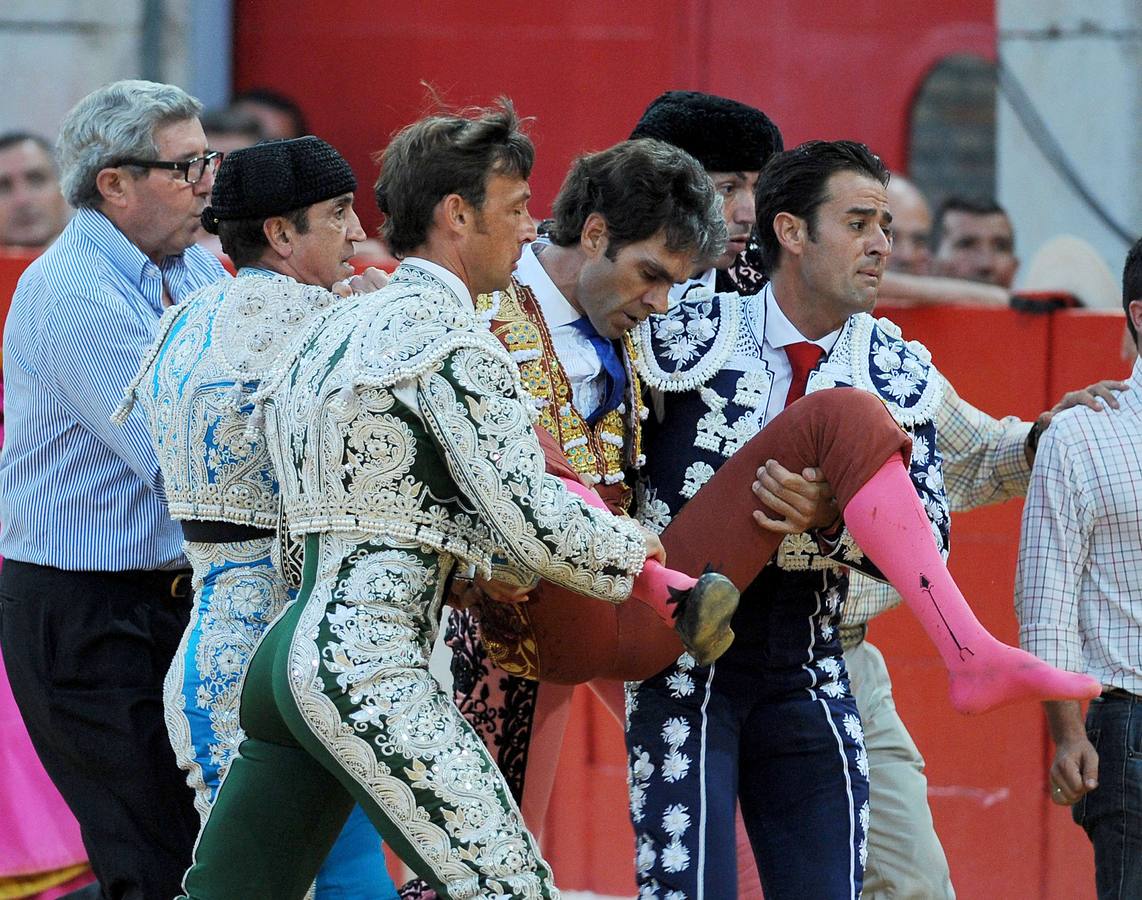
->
xmin=669 ymin=570 xmax=739 ymax=666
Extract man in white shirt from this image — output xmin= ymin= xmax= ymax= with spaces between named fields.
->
xmin=443 ymin=137 xmax=729 ymax=848
xmin=1016 ymin=237 xmax=1142 ymax=900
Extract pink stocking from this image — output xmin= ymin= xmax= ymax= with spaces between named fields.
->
xmin=843 ymin=457 xmax=1100 ymax=714
xmin=559 ymin=477 xmax=696 ymax=625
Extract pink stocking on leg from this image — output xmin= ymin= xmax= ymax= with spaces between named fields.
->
xmin=842 ymin=457 xmax=1100 ymax=715
xmin=559 ymin=477 xmax=697 ymax=625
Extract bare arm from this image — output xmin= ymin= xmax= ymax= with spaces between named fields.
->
xmin=1044 ymin=700 xmax=1099 ymax=805
xmin=879 ymin=271 xmax=1009 ymax=308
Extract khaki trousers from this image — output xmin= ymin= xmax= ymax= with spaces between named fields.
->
xmin=846 ymin=639 xmax=956 ymax=900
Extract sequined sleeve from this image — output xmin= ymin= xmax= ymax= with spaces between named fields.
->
xmin=416 ymin=345 xmax=646 ymax=603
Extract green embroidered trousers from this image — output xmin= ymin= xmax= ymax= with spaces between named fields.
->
xmin=180 ymin=533 xmax=559 ymax=899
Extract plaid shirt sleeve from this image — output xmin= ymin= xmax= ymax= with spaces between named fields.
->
xmin=1014 ymin=423 xmax=1092 ymax=672
xmin=937 ymin=380 xmax=1032 ymax=512
xmin=844 ymin=382 xmax=1032 ymax=626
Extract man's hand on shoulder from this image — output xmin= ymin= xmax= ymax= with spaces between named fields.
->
xmin=1026 ymin=379 xmax=1130 ymax=464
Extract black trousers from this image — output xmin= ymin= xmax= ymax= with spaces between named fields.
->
xmin=0 ymin=560 xmax=199 ymax=900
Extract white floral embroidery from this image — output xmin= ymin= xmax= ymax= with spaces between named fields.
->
xmin=661 ymin=717 xmax=691 ymax=748
xmin=636 ymin=483 xmax=673 ymax=535
xmin=635 ymin=292 xmax=741 ymax=394
xmin=910 ymin=432 xmax=930 ymax=466
xmin=636 ymin=834 xmax=657 ymax=874
xmin=679 ymin=461 xmax=715 ymax=500
xmin=856 ymin=747 xmax=869 ymax=778
xmin=625 ymin=680 xmax=641 ymax=719
xmin=885 ymin=371 xmax=920 ymax=402
xmin=860 ymin=800 xmax=871 ymax=834
xmin=818 ymin=657 xmax=841 ymax=679
xmin=666 ymin=892 xmax=686 ymax=900
xmin=820 ymin=679 xmax=846 ymax=699
xmin=661 ymin=803 xmax=691 ymax=839
xmin=843 ymin=712 xmax=864 ymax=744
xmin=661 ymin=749 xmax=691 ymax=783
xmin=820 ymin=622 xmax=836 ymax=642
xmin=839 ymin=533 xmax=866 ymax=565
xmin=687 ymin=316 xmax=715 ymax=342
xmin=923 ymin=494 xmax=949 ymax=525
xmin=629 ymin=781 xmax=647 ymax=824
xmin=631 ymin=746 xmax=656 ymax=783
xmin=664 ymin=334 xmax=700 ymax=365
xmin=661 ymin=839 xmax=690 ymax=874
xmin=872 ymin=345 xmax=902 ymax=373
xmin=665 ymin=671 xmax=695 ymax=698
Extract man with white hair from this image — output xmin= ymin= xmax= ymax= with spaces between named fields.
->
xmin=0 ymin=80 xmax=225 ymax=898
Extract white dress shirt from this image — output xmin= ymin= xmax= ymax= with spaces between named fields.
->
xmin=1015 ymin=356 xmax=1142 ymax=693
xmin=745 ymin=284 xmax=841 ymax=424
xmin=402 ymin=255 xmax=474 ymax=307
xmin=514 ymin=241 xmax=607 ymax=417
xmin=668 ymin=267 xmax=717 ymax=306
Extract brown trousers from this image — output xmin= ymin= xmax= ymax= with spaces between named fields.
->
xmin=481 ymin=387 xmax=910 ymax=683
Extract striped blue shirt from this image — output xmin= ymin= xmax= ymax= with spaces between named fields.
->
xmin=0 ymin=208 xmax=227 ymax=570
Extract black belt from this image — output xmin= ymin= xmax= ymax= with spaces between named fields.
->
xmin=114 ymin=567 xmax=194 ymax=601
xmin=1101 ymin=687 xmax=1141 ymax=702
xmin=0 ymin=560 xmax=194 ymax=602
xmin=180 ymin=520 xmax=275 ymax=544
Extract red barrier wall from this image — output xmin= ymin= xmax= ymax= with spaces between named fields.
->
xmin=233 ymin=0 xmax=994 ymax=237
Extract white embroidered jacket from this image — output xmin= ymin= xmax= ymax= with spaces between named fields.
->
xmin=255 ymin=261 xmax=647 ymax=602
xmin=117 ymin=268 xmax=338 ymax=529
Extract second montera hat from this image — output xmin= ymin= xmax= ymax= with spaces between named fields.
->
xmin=202 ymin=135 xmax=356 ymax=233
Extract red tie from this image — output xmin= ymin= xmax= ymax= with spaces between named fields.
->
xmin=783 ymin=341 xmax=825 ymax=408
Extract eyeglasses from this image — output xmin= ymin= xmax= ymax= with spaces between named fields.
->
xmin=116 ymin=151 xmax=223 ymax=185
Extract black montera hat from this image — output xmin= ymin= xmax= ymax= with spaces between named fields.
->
xmin=201 ymin=135 xmax=356 ymax=233
xmin=630 ymin=91 xmax=783 ymax=173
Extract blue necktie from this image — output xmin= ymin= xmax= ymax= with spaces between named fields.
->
xmin=568 ymin=315 xmax=628 ymax=424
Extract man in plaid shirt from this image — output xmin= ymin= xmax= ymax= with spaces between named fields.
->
xmin=1016 ymin=236 xmax=1142 ymax=900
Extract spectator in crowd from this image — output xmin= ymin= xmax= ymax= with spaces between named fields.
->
xmin=197 ymin=108 xmax=266 ymax=259
xmin=201 ymin=106 xmax=265 ymax=155
xmin=1016 ymin=236 xmax=1142 ymax=900
xmin=231 ymin=87 xmax=309 ymax=140
xmin=885 ymin=173 xmax=931 ymax=275
xmin=0 ymin=80 xmax=226 ymax=899
xmin=0 ymin=132 xmax=70 ymax=249
xmin=931 ymin=196 xmax=1019 ymax=288
xmin=872 ymin=179 xmax=1010 ymax=307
